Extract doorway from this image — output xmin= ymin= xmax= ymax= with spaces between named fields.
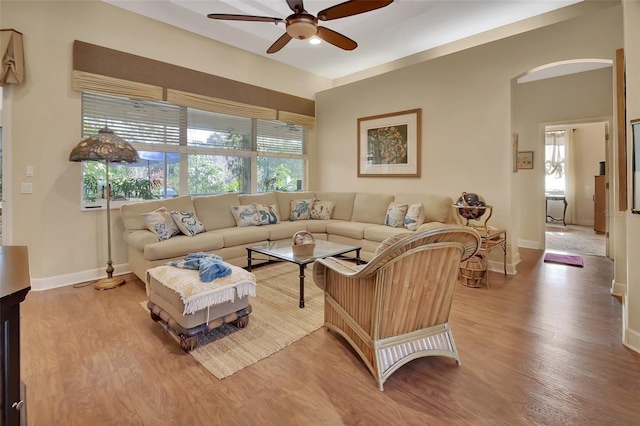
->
xmin=544 ymin=122 xmax=607 ymax=256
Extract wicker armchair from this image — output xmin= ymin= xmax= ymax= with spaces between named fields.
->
xmin=312 ymin=226 xmax=481 ymax=390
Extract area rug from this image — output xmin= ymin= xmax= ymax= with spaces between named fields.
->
xmin=142 ymin=262 xmax=324 ymax=379
xmin=543 ymin=252 xmax=584 ymax=267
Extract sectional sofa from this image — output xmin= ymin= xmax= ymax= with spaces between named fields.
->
xmin=121 ymin=191 xmax=455 ymax=281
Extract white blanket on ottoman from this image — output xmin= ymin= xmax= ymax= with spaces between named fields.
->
xmin=147 ymin=265 xmax=256 ymax=315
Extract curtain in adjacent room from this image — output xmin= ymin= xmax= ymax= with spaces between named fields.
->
xmin=545 ymin=129 xmax=576 ymax=225
xmin=0 ymin=29 xmax=25 ymax=86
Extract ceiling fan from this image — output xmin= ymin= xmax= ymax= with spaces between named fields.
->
xmin=207 ymin=0 xmax=394 ymax=54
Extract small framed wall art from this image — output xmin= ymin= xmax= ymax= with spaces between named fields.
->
xmin=517 ymin=151 xmax=534 ymax=170
xmin=357 ymin=109 xmax=421 ymax=177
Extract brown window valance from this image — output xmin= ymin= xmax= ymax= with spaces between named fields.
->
xmin=1 ymin=29 xmax=25 ymax=86
xmin=72 ymin=40 xmax=315 ymax=127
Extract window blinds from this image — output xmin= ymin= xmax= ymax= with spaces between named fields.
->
xmin=82 ymin=92 xmax=183 ymax=146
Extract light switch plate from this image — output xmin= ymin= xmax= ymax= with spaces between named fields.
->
xmin=26 ymin=165 xmax=34 ymax=177
xmin=21 ymin=183 xmax=33 ymax=194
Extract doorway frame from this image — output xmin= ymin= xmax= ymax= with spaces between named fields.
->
xmin=539 ymin=116 xmax=613 ymax=258
xmin=1 ymin=85 xmax=13 ymax=244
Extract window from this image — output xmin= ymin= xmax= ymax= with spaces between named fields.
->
xmin=545 ymin=130 xmax=566 ymax=195
xmin=80 ymin=93 xmax=308 ymax=207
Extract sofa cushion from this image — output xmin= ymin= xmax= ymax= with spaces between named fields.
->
xmin=326 ymin=221 xmax=371 ymax=240
xmin=262 ymin=221 xmax=309 ymax=241
xmin=374 ymin=232 xmax=414 ymax=257
xmin=254 ymin=203 xmax=280 ymax=225
xmin=124 ymin=230 xmax=161 ymax=251
xmin=311 ymin=200 xmax=335 ymax=220
xmin=239 ymin=192 xmax=278 ymax=207
xmin=275 ymin=191 xmax=315 ymax=221
xmin=290 ymin=199 xmax=314 ymax=221
xmin=121 ymin=196 xmax=195 ymax=232
xmin=404 ymin=203 xmax=426 ymax=231
xmin=230 ymin=204 xmax=261 ymax=227
xmin=214 ymin=226 xmax=271 ymax=247
xmin=364 ymin=225 xmax=412 ymax=243
xmin=393 ymin=193 xmax=453 ymax=223
xmin=351 ymin=193 xmax=394 ymax=224
xmin=314 ymin=192 xmax=356 ymax=221
xmin=193 ymin=193 xmax=240 ymax=231
xmin=170 ymin=211 xmax=206 ymax=236
xmin=143 ymin=232 xmax=224 ymax=261
xmin=385 ymin=202 xmax=408 ymax=228
xmin=142 ymin=207 xmax=180 ymax=241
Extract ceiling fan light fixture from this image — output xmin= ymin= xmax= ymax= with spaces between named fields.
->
xmin=309 ymin=36 xmax=321 ymax=45
xmin=286 ymin=17 xmax=317 ymax=39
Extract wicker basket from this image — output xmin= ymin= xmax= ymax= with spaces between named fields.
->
xmin=292 ymin=231 xmax=316 ymax=256
xmin=460 ymin=255 xmax=486 ymax=288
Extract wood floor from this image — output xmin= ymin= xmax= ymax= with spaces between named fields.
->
xmin=20 ymin=249 xmax=640 ymax=425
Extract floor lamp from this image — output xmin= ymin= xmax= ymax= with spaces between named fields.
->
xmin=69 ymin=127 xmax=140 ymax=290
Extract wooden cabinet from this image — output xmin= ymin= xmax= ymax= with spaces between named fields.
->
xmin=1 ymin=246 xmax=30 ymax=426
xmin=594 ymin=175 xmax=606 ymax=234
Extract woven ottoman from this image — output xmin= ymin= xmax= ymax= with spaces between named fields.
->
xmin=146 ymin=264 xmax=256 ymax=352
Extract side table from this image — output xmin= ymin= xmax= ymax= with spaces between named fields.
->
xmin=476 ymin=228 xmax=507 ymax=287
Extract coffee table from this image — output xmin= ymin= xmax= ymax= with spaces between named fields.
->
xmin=246 ymin=239 xmax=361 ymax=308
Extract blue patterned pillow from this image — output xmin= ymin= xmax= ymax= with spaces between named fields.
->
xmin=170 ymin=211 xmax=206 ymax=236
xmin=311 ymin=200 xmax=336 ymax=220
xmin=290 ymin=199 xmax=314 ymax=221
xmin=230 ymin=204 xmax=261 ymax=227
xmin=404 ymin=203 xmax=426 ymax=231
xmin=254 ymin=203 xmax=280 ymax=225
xmin=385 ymin=202 xmax=408 ymax=228
xmin=142 ymin=207 xmax=180 ymax=241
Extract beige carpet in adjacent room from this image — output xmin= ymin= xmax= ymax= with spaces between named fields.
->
xmin=545 ymin=224 xmax=606 ymax=257
xmin=143 ymin=262 xmax=324 ymax=379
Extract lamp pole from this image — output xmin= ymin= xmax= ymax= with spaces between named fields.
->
xmin=94 ymin=159 xmax=125 ymax=290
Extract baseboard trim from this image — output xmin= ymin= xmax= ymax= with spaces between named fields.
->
xmin=610 ymin=278 xmax=626 ymax=297
xmin=624 ymin=327 xmax=640 ymax=354
xmin=518 ymin=239 xmax=542 ymax=249
xmin=30 ymin=263 xmax=131 ymax=291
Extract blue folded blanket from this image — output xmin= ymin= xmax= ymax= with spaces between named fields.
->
xmin=167 ymin=252 xmax=232 ymax=282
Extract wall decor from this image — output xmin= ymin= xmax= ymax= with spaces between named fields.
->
xmin=512 ymin=132 xmax=519 ymax=173
xmin=632 ymin=119 xmax=640 ymax=214
xmin=517 ymin=151 xmax=534 ymax=170
xmin=357 ymin=109 xmax=421 ymax=177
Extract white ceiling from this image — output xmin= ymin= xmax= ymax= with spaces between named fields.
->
xmin=104 ymin=0 xmax=586 ymax=80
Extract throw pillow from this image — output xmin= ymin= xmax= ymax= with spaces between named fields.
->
xmin=404 ymin=203 xmax=426 ymax=231
xmin=142 ymin=207 xmax=180 ymax=241
xmin=290 ymin=199 xmax=314 ymax=221
xmin=254 ymin=203 xmax=280 ymax=225
xmin=230 ymin=204 xmax=261 ymax=227
xmin=170 ymin=211 xmax=206 ymax=236
xmin=385 ymin=202 xmax=409 ymax=228
xmin=310 ymin=200 xmax=336 ymax=220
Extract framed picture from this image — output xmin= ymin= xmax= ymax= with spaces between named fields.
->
xmin=517 ymin=151 xmax=534 ymax=170
xmin=631 ymin=119 xmax=640 ymax=214
xmin=357 ymin=109 xmax=421 ymax=177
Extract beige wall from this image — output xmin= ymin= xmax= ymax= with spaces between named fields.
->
xmin=512 ymin=69 xmax=613 ymax=246
xmin=622 ymin=0 xmax=640 ymax=353
xmin=0 ymin=1 xmax=330 ymax=284
xmin=316 ymin=4 xmax=623 ymax=268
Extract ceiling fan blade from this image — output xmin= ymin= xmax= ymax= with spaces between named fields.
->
xmin=316 ymin=26 xmax=357 ymax=51
xmin=317 ymin=0 xmax=393 ymax=21
xmin=267 ymin=33 xmax=293 ymax=54
xmin=207 ymin=13 xmax=283 ymax=24
xmin=286 ymin=0 xmax=306 ymax=14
